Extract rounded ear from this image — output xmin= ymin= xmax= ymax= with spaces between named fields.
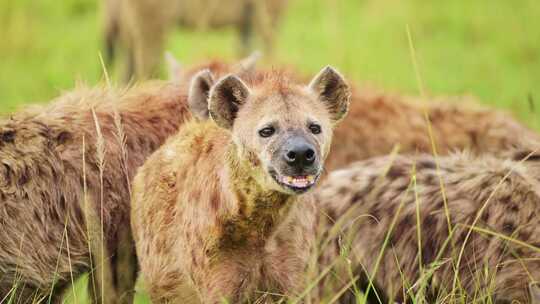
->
xmin=308 ymin=66 xmax=351 ymax=123
xmin=165 ymin=51 xmax=182 ymax=82
xmin=233 ymin=50 xmax=262 ymax=76
xmin=188 ymin=69 xmax=215 ymax=119
xmin=208 ymin=75 xmax=250 ymax=129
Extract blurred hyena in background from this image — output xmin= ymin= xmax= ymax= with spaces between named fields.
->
xmin=104 ymin=0 xmax=287 ymax=81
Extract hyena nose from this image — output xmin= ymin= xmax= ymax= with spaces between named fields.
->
xmin=284 ymin=142 xmax=316 ymax=168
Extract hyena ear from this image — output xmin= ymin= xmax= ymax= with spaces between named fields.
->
xmin=530 ymin=282 xmax=540 ymax=304
xmin=308 ymin=66 xmax=351 ymax=123
xmin=165 ymin=51 xmax=182 ymax=82
xmin=188 ymin=69 xmax=215 ymax=119
xmin=208 ymin=74 xmax=250 ymax=129
xmin=233 ymin=50 xmax=262 ymax=76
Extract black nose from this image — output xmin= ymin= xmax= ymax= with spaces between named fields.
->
xmin=284 ymin=140 xmax=316 ymax=168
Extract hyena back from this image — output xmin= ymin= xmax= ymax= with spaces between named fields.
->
xmin=0 ymin=81 xmax=190 ymax=303
xmin=328 ymin=88 xmax=540 ymax=170
xmin=316 ymin=151 xmax=540 ymax=303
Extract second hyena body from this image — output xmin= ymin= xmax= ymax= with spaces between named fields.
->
xmin=316 ymin=151 xmax=540 ymax=303
xmin=0 ymin=81 xmax=191 ymax=303
xmin=131 ymin=67 xmax=350 ymax=303
xmin=106 ymin=0 xmax=287 ymax=80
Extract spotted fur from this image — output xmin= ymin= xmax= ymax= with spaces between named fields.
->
xmin=317 ymin=150 xmax=540 ymax=303
xmin=0 ymin=81 xmax=190 ymax=303
xmin=328 ymin=88 xmax=540 ymax=170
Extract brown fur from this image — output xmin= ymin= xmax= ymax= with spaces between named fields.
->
xmin=327 ymin=87 xmax=540 ymax=170
xmin=0 ymin=81 xmax=191 ymax=303
xmin=174 ymin=63 xmax=540 ymax=169
xmin=106 ymin=0 xmax=287 ymax=80
xmin=131 ymin=68 xmax=349 ymax=303
xmin=316 ymin=150 xmax=540 ymax=303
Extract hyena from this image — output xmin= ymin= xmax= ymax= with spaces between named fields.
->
xmin=316 ymin=149 xmax=540 ymax=303
xmin=105 ymin=0 xmax=287 ymax=80
xmin=327 ymin=88 xmax=540 ymax=170
xmin=0 ymin=56 xmax=260 ymax=304
xmin=131 ymin=66 xmax=350 ymax=303
xmin=0 ymin=81 xmax=190 ymax=304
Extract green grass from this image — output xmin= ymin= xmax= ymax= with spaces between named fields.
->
xmin=1 ymin=0 xmax=540 ymax=303
xmin=1 ymin=0 xmax=539 ymax=129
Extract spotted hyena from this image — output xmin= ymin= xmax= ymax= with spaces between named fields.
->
xmin=0 ymin=58 xmax=255 ymax=303
xmin=316 ymin=149 xmax=540 ymax=303
xmin=105 ymin=0 xmax=287 ymax=80
xmin=131 ymin=66 xmax=350 ymax=303
xmin=327 ymin=87 xmax=540 ymax=170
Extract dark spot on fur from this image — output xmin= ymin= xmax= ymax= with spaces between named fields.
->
xmin=210 ymin=192 xmax=220 ymax=212
xmin=508 ymin=203 xmax=519 ymax=212
xmin=502 ymin=222 xmax=516 ymax=234
xmin=18 ymin=170 xmax=29 ymax=185
xmin=337 ymin=186 xmax=349 ymax=195
xmin=56 ymin=131 xmax=71 ymax=145
xmin=1 ymin=130 xmax=15 ymax=143
xmin=468 ymin=130 xmax=479 ymax=147
xmin=396 ymin=214 xmax=414 ymax=233
xmin=481 ymin=209 xmax=490 ymax=222
xmin=417 ymin=160 xmax=436 ymax=170
xmin=387 ymin=165 xmax=405 ymax=179
xmin=3 ymin=164 xmax=11 ymax=180
xmin=326 ymin=208 xmax=337 ymax=221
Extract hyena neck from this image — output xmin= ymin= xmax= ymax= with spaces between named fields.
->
xmin=217 ymin=143 xmax=298 ymax=250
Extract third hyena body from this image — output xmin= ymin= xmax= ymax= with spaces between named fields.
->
xmin=316 ymin=151 xmax=540 ymax=303
xmin=328 ymin=88 xmax=540 ymax=170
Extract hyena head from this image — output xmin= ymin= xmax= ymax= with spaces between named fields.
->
xmin=189 ymin=66 xmax=350 ymax=195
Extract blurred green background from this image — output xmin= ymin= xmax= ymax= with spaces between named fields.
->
xmin=1 ymin=0 xmax=539 ymax=130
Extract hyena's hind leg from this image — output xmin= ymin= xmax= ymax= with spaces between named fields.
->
xmin=87 ymin=233 xmax=136 ymax=304
xmin=112 ymin=225 xmax=137 ymax=303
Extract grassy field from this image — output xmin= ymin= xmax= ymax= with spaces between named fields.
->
xmin=1 ymin=0 xmax=539 ymax=129
xmin=1 ymin=0 xmax=540 ymax=303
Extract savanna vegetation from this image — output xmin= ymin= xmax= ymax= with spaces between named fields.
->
xmin=1 ymin=0 xmax=540 ymax=303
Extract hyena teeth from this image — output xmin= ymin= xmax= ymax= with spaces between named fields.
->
xmin=281 ymin=175 xmax=317 ymax=187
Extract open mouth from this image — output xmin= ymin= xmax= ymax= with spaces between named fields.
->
xmin=270 ymin=170 xmax=320 ymax=193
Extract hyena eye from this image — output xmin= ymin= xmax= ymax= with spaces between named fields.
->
xmin=309 ymin=124 xmax=322 ymax=135
xmin=258 ymin=126 xmax=275 ymax=138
